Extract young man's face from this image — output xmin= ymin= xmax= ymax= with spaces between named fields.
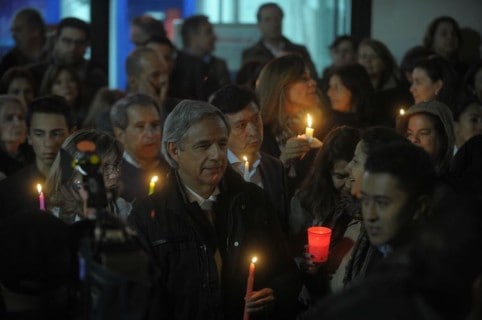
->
xmin=225 ymin=103 xmax=263 ymax=159
xmin=54 ymin=27 xmax=88 ymax=65
xmin=360 ymin=172 xmax=411 ymax=247
xmin=28 ymin=113 xmax=70 ymax=171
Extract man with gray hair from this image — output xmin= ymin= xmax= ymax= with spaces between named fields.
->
xmin=110 ymin=93 xmax=167 ymax=202
xmin=128 ymin=100 xmax=301 ymax=320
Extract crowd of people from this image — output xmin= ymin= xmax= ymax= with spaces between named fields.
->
xmin=0 ymin=2 xmax=481 ymax=319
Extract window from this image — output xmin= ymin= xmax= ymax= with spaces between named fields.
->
xmin=196 ymin=0 xmax=351 ymax=76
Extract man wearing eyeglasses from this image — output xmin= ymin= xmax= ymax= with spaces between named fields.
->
xmin=28 ymin=17 xmax=107 ymax=108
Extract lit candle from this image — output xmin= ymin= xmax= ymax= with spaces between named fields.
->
xmin=244 ymin=256 xmax=258 ymax=320
xmin=305 ymin=114 xmax=314 ymax=143
xmin=37 ymin=184 xmax=45 ymax=210
xmin=148 ymin=176 xmax=158 ymax=195
xmin=399 ymin=108 xmax=405 ymax=116
xmin=243 ymin=156 xmax=250 ymax=181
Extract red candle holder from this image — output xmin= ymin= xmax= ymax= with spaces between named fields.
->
xmin=307 ymin=226 xmax=332 ymax=263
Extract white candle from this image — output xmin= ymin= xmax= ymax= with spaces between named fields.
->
xmin=148 ymin=175 xmax=158 ymax=195
xmin=399 ymin=108 xmax=405 ymax=116
xmin=305 ymin=114 xmax=314 ymax=143
xmin=37 ymin=184 xmax=45 ymax=210
xmin=243 ymin=156 xmax=250 ymax=181
xmin=243 ymin=256 xmax=258 ymax=320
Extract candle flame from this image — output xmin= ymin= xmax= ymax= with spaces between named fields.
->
xmin=37 ymin=183 xmax=42 ymax=194
xmin=307 ymin=114 xmax=312 ymax=128
xmin=399 ymin=108 xmax=405 ymax=116
xmin=251 ymin=256 xmax=258 ymax=264
xmin=150 ymin=176 xmax=159 ymax=183
xmin=243 ymin=156 xmax=248 ymax=162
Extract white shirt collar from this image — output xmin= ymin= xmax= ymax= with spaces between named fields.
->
xmin=184 ymin=184 xmax=220 ymax=209
xmin=123 ymin=151 xmax=141 ymax=168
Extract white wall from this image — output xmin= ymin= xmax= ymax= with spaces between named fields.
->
xmin=371 ymin=0 xmax=482 ymax=64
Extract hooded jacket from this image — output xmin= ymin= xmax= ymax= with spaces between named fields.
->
xmin=396 ymin=100 xmax=455 ymax=176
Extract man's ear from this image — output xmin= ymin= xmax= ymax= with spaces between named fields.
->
xmin=434 ymin=80 xmax=443 ymax=95
xmin=412 ymin=195 xmax=431 ymax=222
xmin=113 ymin=127 xmax=125 ymax=144
xmin=167 ymin=142 xmax=180 ymax=162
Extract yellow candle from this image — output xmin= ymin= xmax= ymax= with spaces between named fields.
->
xmin=305 ymin=113 xmax=314 ymax=143
xmin=243 ymin=256 xmax=258 ymax=320
xmin=399 ymin=108 xmax=405 ymax=116
xmin=148 ymin=176 xmax=158 ymax=195
xmin=243 ymin=156 xmax=250 ymax=181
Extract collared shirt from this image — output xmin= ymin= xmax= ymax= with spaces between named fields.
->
xmin=263 ymin=40 xmax=286 ymax=57
xmin=227 ymin=150 xmax=263 ymax=188
xmin=184 ymin=184 xmax=220 ymax=211
xmin=123 ymin=151 xmax=141 ymax=169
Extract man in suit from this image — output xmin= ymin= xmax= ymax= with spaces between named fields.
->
xmin=210 ymin=84 xmax=290 ymax=233
xmin=242 ymin=2 xmax=316 ymax=77
xmin=110 ymin=93 xmax=167 ymax=203
xmin=171 ymin=15 xmax=231 ymax=101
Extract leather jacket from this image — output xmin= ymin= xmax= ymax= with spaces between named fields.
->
xmin=128 ymin=167 xmax=301 ymax=320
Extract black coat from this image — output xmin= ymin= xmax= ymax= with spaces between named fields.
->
xmin=127 ymin=167 xmax=301 ymax=320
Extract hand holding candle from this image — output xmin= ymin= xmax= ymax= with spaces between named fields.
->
xmin=307 ymin=227 xmax=332 ymax=263
xmin=37 ymin=183 xmax=45 ymax=210
xmin=305 ymin=114 xmax=314 ymax=143
xmin=148 ymin=175 xmax=158 ymax=195
xmin=244 ymin=256 xmax=257 ymax=320
xmin=243 ymin=156 xmax=250 ymax=181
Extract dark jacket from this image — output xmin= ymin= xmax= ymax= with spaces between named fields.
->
xmin=258 ymin=152 xmax=290 ymax=234
xmin=242 ymin=38 xmax=316 ymax=78
xmin=0 ymin=164 xmax=44 ymax=220
xmin=127 ymin=167 xmax=301 ymax=320
xmin=119 ymin=158 xmax=168 ymax=203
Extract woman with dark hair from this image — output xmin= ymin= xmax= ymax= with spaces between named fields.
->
xmin=0 ymin=66 xmax=37 ymax=106
xmin=399 ymin=46 xmax=434 ymax=88
xmin=326 ymin=64 xmax=374 ymax=127
xmin=290 ymin=126 xmax=360 ymax=301
xmin=423 ymin=16 xmax=465 ymax=78
xmin=256 ymin=54 xmax=324 ymax=194
xmin=357 ymin=38 xmax=399 ymax=92
xmin=358 ymin=38 xmax=412 ymax=127
xmin=410 ymin=55 xmax=459 ymax=108
xmin=40 ymin=65 xmax=85 ymax=127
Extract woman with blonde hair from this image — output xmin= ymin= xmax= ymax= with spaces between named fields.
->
xmin=45 ymin=129 xmax=130 ymax=223
xmin=0 ymin=95 xmax=33 ymax=177
xmin=256 ymin=54 xmax=324 ymax=194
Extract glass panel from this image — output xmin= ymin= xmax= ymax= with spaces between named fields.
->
xmin=198 ymin=0 xmax=351 ymax=77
